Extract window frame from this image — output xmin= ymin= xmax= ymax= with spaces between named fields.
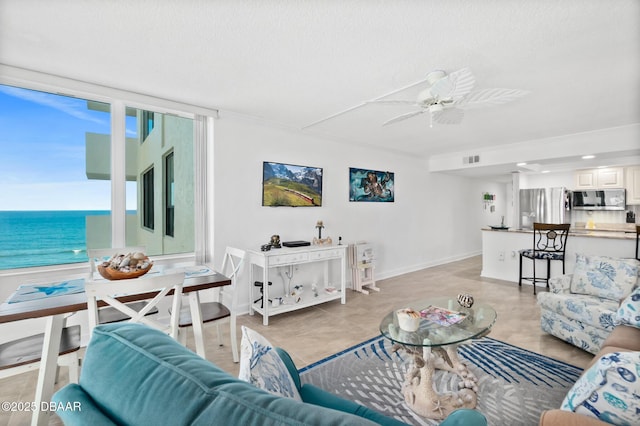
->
xmin=164 ymin=150 xmax=175 ymax=237
xmin=141 ymin=110 xmax=155 ymax=141
xmin=0 ymin=65 xmax=216 ymax=278
xmin=142 ymin=166 xmax=155 ymax=231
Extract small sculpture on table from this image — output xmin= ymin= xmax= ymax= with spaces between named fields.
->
xmin=313 ymin=220 xmax=332 ymax=245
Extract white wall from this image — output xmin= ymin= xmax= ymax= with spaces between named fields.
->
xmin=211 ymin=114 xmax=490 ymax=312
xmin=0 ymin=112 xmax=498 ymax=343
xmin=520 ymin=171 xmax=574 ymax=189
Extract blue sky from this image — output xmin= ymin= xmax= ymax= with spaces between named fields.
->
xmin=0 ymin=85 xmax=137 ymax=210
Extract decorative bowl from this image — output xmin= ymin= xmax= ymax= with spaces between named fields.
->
xmin=97 ymin=263 xmax=153 ymax=280
xmin=396 ymin=308 xmax=421 ymax=332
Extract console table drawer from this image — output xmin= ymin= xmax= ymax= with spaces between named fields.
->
xmin=269 ymin=252 xmax=309 ymax=266
xmin=309 ymin=249 xmax=343 ymax=261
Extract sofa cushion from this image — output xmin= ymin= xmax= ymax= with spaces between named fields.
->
xmin=539 ymin=308 xmax=610 ymax=354
xmin=561 ymin=351 xmax=640 ymax=426
xmin=68 ymin=323 xmax=376 ymax=426
xmin=537 ymin=292 xmax=619 ymax=331
xmin=615 ymin=286 xmax=640 ymax=328
xmin=570 ymin=254 xmax=638 ymax=301
xmin=238 ymin=326 xmax=302 ymax=401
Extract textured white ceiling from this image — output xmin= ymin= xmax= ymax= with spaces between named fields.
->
xmin=1 ymin=0 xmax=638 ymax=178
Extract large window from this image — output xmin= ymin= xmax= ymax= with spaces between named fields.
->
xmin=0 ymin=84 xmax=196 ymax=270
xmin=0 ymin=86 xmax=112 ymax=269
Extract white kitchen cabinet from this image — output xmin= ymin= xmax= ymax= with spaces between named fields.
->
xmin=625 ymin=166 xmax=640 ymax=205
xmin=575 ymin=170 xmax=597 ymax=189
xmin=574 ymin=167 xmax=624 ymax=189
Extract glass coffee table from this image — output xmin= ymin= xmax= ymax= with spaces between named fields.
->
xmin=379 ymin=296 xmax=497 ymax=420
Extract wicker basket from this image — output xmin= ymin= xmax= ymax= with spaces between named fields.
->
xmin=97 ymin=263 xmax=153 ymax=280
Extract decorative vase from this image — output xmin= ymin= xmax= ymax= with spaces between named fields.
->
xmin=396 ymin=308 xmax=421 ymax=332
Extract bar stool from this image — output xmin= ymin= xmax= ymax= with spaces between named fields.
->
xmin=519 ymin=223 xmax=570 ymax=295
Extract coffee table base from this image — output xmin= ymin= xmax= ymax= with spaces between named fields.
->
xmin=397 ymin=343 xmax=478 ymax=420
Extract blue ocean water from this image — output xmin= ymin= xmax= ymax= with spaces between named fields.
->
xmin=0 ymin=210 xmax=110 ymax=270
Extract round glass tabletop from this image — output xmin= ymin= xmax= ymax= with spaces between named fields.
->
xmin=379 ymin=296 xmax=497 ymax=348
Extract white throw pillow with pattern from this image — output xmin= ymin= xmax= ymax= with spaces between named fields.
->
xmin=238 ymin=326 xmax=302 ymax=401
xmin=570 ymin=254 xmax=638 ymax=301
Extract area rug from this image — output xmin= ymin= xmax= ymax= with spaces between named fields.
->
xmin=299 ymin=336 xmax=583 ymax=426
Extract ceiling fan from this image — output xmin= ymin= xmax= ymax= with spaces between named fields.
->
xmin=369 ymin=67 xmax=529 ymax=127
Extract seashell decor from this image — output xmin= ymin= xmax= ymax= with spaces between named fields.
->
xmin=98 ymin=252 xmax=152 ymax=280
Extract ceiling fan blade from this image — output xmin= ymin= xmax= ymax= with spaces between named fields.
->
xmin=382 ymin=110 xmax=425 ymax=126
xmin=430 ymin=67 xmax=476 ymax=101
xmin=368 ymin=99 xmax=418 ymax=106
xmin=458 ymin=88 xmax=530 ymax=109
xmin=433 ymin=108 xmax=464 ymax=125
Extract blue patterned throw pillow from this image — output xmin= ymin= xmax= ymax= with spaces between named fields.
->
xmin=615 ymin=286 xmax=640 ymax=328
xmin=570 ymin=254 xmax=638 ymax=301
xmin=238 ymin=326 xmax=302 ymax=401
xmin=561 ymin=351 xmax=640 ymax=426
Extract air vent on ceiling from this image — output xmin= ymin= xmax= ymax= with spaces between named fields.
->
xmin=463 ymin=155 xmax=480 ymax=165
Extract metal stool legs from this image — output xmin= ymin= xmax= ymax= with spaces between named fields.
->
xmin=253 ymin=281 xmax=272 ymax=308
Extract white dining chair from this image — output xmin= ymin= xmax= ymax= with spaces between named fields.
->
xmin=88 ymin=247 xmax=163 ymax=323
xmin=175 ymin=247 xmax=246 ymax=362
xmin=85 ymin=272 xmax=186 ymax=339
xmin=0 ymin=317 xmax=81 ymax=384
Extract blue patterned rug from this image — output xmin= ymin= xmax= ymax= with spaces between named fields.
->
xmin=299 ymin=336 xmax=583 ymax=425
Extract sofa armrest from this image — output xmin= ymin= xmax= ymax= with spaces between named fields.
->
xmin=539 ymin=409 xmax=608 ymax=426
xmin=548 ymin=274 xmax=572 ymax=294
xmin=52 ymin=383 xmax=118 ymax=426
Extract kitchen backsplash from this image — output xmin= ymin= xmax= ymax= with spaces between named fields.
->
xmin=571 ymin=205 xmax=638 ymax=226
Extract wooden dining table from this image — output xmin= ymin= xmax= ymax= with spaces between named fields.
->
xmin=0 ymin=266 xmax=231 ymax=426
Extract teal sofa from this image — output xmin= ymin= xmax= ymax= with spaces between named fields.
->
xmin=52 ymin=323 xmax=408 ymax=425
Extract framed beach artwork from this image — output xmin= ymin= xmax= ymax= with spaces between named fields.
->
xmin=262 ymin=161 xmax=323 ymax=207
xmin=349 ymin=168 xmax=395 ymax=202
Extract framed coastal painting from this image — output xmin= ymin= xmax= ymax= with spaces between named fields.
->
xmin=349 ymin=168 xmax=394 ymax=202
xmin=262 ymin=161 xmax=323 ymax=207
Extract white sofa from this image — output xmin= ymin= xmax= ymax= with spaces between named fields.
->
xmin=537 ymin=254 xmax=639 ymax=354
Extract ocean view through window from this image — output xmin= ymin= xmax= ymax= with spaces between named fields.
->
xmin=0 ymin=84 xmax=195 ymax=271
xmin=0 ymin=210 xmax=115 ymax=270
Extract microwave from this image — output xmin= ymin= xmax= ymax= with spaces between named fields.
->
xmin=572 ymin=189 xmax=626 ymax=210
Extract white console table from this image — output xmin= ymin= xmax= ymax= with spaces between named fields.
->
xmin=247 ymin=244 xmax=347 ymax=325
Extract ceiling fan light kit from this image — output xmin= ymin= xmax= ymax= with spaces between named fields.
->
xmin=425 ymin=70 xmax=446 ymax=86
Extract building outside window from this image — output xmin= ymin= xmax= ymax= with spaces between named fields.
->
xmin=141 ymin=110 xmax=154 ymax=141
xmin=142 ymin=167 xmax=155 ymax=231
xmin=165 ymin=151 xmax=175 ymax=237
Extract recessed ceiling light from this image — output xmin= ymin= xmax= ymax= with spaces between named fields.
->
xmin=582 ymin=155 xmax=596 ymax=159
xmin=597 ymin=165 xmax=609 ymax=169
xmin=516 ymin=162 xmax=527 ymax=166
xmin=541 ymin=170 xmax=550 ymax=174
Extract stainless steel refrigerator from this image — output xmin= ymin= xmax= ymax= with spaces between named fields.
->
xmin=519 ymin=187 xmax=571 ymax=229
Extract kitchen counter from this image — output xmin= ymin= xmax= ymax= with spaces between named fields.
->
xmin=481 ymin=225 xmax=638 ymax=285
xmin=482 ymin=226 xmax=637 ymax=240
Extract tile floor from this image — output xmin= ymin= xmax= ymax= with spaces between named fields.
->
xmin=0 ymin=255 xmax=594 ymax=425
